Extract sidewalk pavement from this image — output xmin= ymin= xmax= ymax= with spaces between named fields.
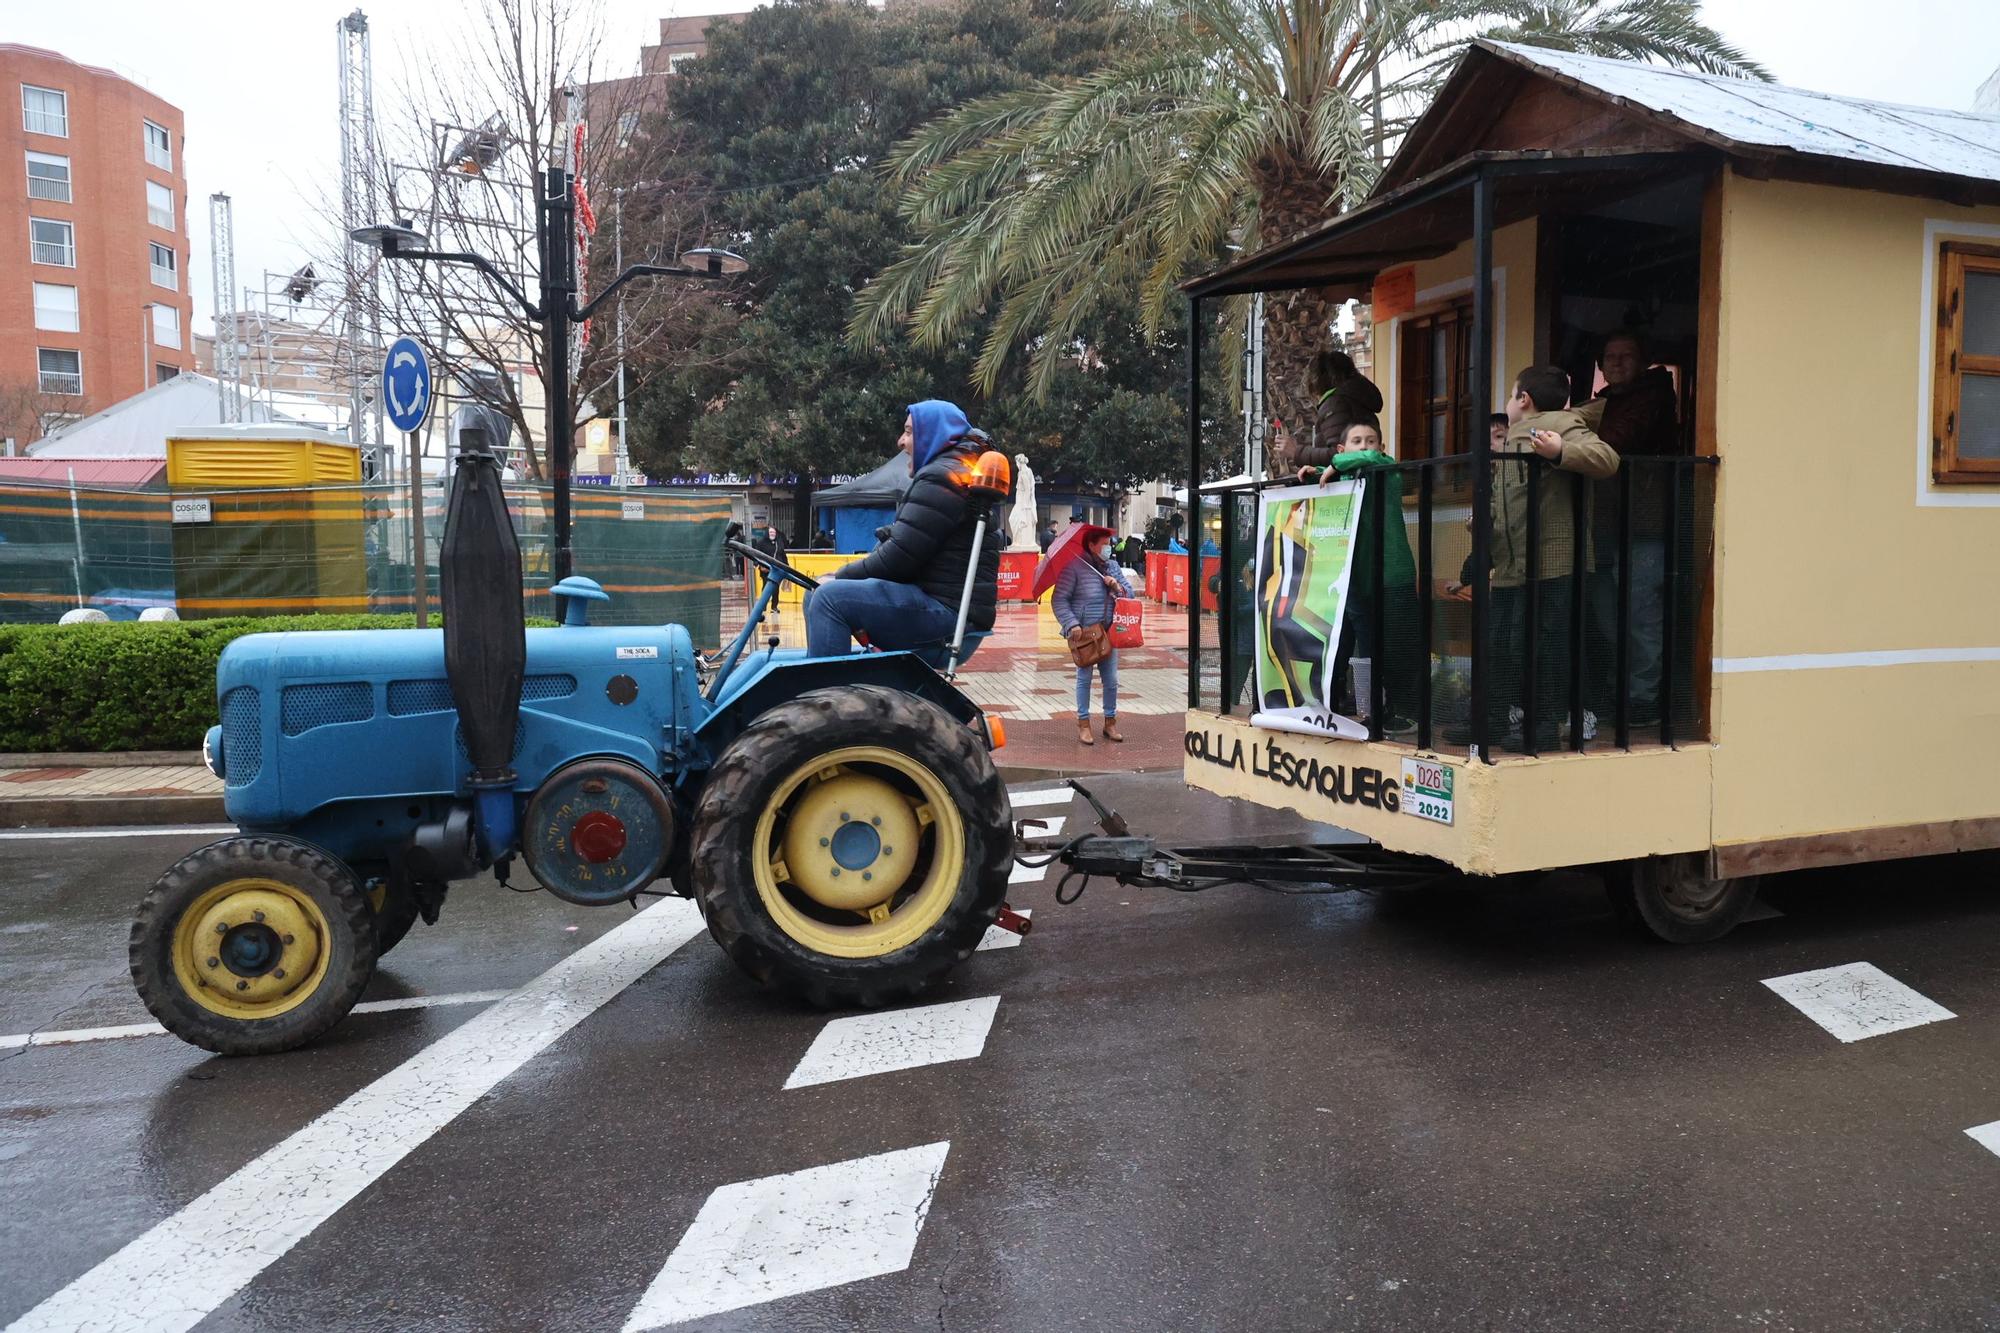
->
xmin=1 ymin=599 xmax=1196 ymax=826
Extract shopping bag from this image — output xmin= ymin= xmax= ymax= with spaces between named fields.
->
xmin=1108 ymin=597 xmax=1145 ymax=649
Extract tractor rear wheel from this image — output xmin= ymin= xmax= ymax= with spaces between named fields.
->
xmin=130 ymin=836 xmax=378 ymax=1055
xmin=690 ymin=686 xmax=1011 ymax=1008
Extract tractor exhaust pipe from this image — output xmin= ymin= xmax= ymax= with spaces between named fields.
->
xmin=438 ymin=424 xmax=524 ymax=860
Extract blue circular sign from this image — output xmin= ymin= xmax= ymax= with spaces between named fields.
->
xmin=383 ymin=336 xmax=431 ymax=434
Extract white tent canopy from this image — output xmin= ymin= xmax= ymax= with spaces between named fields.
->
xmin=29 ymin=373 xmax=324 ymax=460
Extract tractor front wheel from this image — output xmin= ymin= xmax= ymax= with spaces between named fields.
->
xmin=690 ymin=686 xmax=1011 ymax=1008
xmin=130 ymin=837 xmax=378 ymax=1054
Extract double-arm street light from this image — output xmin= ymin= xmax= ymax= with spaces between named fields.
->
xmin=352 ymin=164 xmax=745 ymax=580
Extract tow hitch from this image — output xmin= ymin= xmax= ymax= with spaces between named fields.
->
xmin=1022 ymin=780 xmax=1449 ymax=903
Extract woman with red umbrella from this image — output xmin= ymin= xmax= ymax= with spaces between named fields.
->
xmin=1045 ymin=522 xmax=1132 ymax=745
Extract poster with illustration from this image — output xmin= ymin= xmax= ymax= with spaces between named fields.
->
xmin=1251 ymin=480 xmax=1367 ymax=741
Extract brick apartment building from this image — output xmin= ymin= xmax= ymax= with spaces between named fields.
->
xmin=0 ymin=44 xmax=193 ymax=443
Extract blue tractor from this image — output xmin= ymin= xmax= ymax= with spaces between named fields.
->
xmin=130 ymin=438 xmax=1018 ymax=1054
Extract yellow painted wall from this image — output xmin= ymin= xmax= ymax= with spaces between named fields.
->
xmin=1183 ymin=712 xmax=1712 ymax=876
xmin=1706 ymin=172 xmax=2000 ymax=846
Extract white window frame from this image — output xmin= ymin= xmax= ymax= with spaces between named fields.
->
xmin=151 ymin=302 xmax=181 ymax=350
xmin=26 ymin=150 xmax=70 ymax=203
xmin=146 ymin=180 xmax=174 ymax=230
xmin=37 ymin=348 xmax=82 ymax=396
xmin=30 ymin=217 xmax=75 ymax=267
xmin=33 ymin=282 xmax=79 ymax=333
xmin=22 ymin=84 xmax=67 ymax=137
xmin=143 ymin=119 xmax=171 ymax=170
xmin=149 ymin=241 xmax=178 ymax=290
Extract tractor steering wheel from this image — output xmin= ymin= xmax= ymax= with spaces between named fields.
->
xmin=727 ymin=539 xmax=819 ymax=593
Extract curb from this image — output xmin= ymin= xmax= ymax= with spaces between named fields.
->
xmin=0 ymin=794 xmax=227 ymax=829
xmin=0 ymin=751 xmax=203 ymax=770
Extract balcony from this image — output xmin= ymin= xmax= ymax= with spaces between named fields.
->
xmin=1194 ymin=454 xmax=1717 ymax=760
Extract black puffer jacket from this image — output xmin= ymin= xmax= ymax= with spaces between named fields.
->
xmin=833 ymin=442 xmax=1000 ymax=631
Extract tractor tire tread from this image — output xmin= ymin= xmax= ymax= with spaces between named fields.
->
xmin=690 ymin=686 xmax=1009 ymax=1009
xmin=129 ymin=835 xmax=378 ymax=1055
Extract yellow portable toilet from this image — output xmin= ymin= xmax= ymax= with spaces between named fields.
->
xmin=166 ymin=425 xmax=372 ymax=618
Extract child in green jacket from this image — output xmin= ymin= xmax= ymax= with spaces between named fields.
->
xmin=1305 ymin=420 xmax=1419 ymax=734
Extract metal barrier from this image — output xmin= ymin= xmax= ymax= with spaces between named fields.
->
xmin=1198 ymin=453 xmax=1716 ymax=758
xmin=0 ymin=481 xmax=729 ymax=643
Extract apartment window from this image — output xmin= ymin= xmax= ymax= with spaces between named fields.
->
xmin=22 ymin=84 xmax=67 ymax=137
xmin=37 ymin=348 xmax=82 ymax=396
xmin=156 ymin=363 xmax=180 ymax=384
xmin=32 ymin=282 xmax=78 ymax=332
xmin=151 ymin=303 xmax=181 ymax=350
xmin=143 ymin=120 xmax=172 ymax=170
xmin=147 ymin=181 xmax=174 ymax=229
xmin=26 ymin=150 xmax=70 ymax=202
xmin=150 ymin=241 xmax=178 ymax=290
xmin=1397 ymin=300 xmax=1475 ymax=462
xmin=30 ymin=217 xmax=75 ymax=267
xmin=667 ymin=53 xmax=697 ymax=73
xmin=617 ymin=110 xmax=640 ymax=145
xmin=1935 ymin=241 xmax=2000 ymax=483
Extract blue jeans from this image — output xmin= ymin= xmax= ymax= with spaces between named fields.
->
xmin=805 ymin=578 xmax=958 ymax=658
xmin=1076 ymin=650 xmax=1119 ymax=719
xmin=1588 ymin=538 xmax=1667 ymax=716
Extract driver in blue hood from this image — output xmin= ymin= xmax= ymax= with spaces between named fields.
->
xmin=805 ymin=400 xmax=1002 ymax=658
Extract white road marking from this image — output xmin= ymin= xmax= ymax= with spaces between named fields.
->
xmin=621 ymin=1141 xmax=950 ymax=1331
xmin=783 ymin=996 xmax=1001 ymax=1090
xmin=1761 ymin=961 xmax=1956 ymax=1043
xmin=5 ymin=900 xmax=707 ymax=1333
xmin=976 ymin=908 xmax=1032 ymax=950
xmin=1020 ymin=815 xmax=1068 ymax=842
xmin=0 ymin=824 xmax=237 ymax=842
xmin=0 ymin=989 xmax=517 ymax=1052
xmin=1007 ymin=787 xmax=1075 ymax=809
xmin=1966 ymin=1121 xmax=2000 ymax=1159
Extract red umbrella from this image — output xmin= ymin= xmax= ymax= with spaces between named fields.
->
xmin=1030 ymin=522 xmax=1115 ymax=599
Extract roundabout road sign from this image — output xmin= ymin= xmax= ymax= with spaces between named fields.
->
xmin=383 ymin=336 xmax=431 ymax=433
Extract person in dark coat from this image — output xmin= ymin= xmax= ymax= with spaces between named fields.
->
xmin=805 ymin=400 xmax=1000 ymax=658
xmin=1270 ymin=346 xmax=1385 ymax=478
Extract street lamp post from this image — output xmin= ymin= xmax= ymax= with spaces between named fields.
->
xmin=352 ymin=169 xmax=743 ymax=580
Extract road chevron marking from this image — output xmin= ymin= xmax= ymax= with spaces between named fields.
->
xmin=1761 ymin=961 xmax=1955 ymax=1043
xmin=976 ymin=907 xmax=1032 ymax=950
xmin=783 ymin=996 xmax=1000 ymax=1090
xmin=1007 ymin=786 xmax=1075 ymax=810
xmin=3 ymin=900 xmax=708 ymax=1333
xmin=622 ymin=1141 xmax=951 ymax=1331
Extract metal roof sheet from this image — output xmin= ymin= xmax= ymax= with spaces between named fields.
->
xmin=1484 ymin=40 xmax=2000 ymax=185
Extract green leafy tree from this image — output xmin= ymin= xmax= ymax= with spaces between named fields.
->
xmin=626 ymin=0 xmax=1158 ymax=523
xmin=849 ymin=0 xmax=1768 ymax=430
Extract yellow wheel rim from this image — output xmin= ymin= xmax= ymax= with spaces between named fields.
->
xmin=169 ymin=877 xmax=334 ymax=1021
xmin=752 ymin=745 xmax=966 ymax=958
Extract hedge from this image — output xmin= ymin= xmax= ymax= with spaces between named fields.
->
xmin=0 ymin=615 xmax=552 ymax=754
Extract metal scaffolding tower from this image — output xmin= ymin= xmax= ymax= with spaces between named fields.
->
xmin=209 ymin=193 xmax=242 ymax=422
xmin=338 ymin=8 xmax=385 ymax=472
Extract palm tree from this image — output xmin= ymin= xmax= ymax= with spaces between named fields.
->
xmin=849 ymin=0 xmax=1767 ymax=428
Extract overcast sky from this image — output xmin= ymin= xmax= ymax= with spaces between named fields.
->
xmin=9 ymin=0 xmax=2000 ymax=340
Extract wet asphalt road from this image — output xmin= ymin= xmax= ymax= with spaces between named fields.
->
xmin=3 ymin=774 xmax=2000 ymax=1332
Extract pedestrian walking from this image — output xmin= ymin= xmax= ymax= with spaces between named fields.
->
xmin=1053 ymin=528 xmax=1134 ymax=745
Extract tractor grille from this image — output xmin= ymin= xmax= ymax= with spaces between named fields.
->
xmin=455 ymin=718 xmax=528 ymax=761
xmin=281 ymin=682 xmax=374 ymax=737
xmin=221 ymin=687 xmax=261 ymax=786
xmin=389 ymin=674 xmax=577 ymax=717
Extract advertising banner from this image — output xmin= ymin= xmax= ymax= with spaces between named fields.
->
xmin=1251 ymin=480 xmax=1367 ymax=740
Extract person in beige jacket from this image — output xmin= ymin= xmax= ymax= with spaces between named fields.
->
xmin=1448 ymin=365 xmax=1619 ymax=750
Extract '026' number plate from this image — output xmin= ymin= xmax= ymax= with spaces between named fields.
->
xmin=1400 ymin=757 xmax=1454 ymax=825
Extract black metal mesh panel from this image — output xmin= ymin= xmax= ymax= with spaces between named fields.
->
xmin=221 ymin=686 xmax=261 ymax=785
xmin=280 ymin=683 xmax=373 ymax=736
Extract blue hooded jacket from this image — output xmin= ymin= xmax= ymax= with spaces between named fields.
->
xmin=907 ymin=400 xmax=971 ymax=472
